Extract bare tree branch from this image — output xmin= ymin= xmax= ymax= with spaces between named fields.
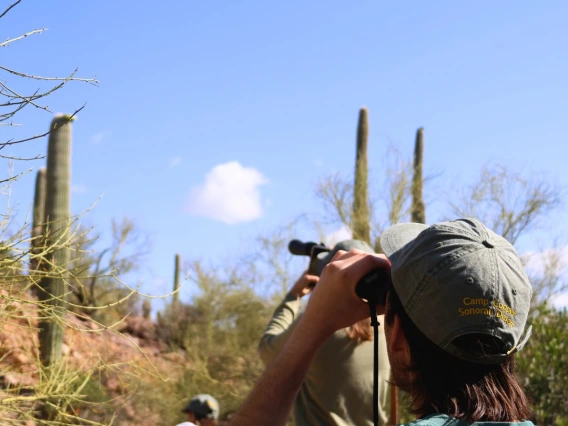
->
xmin=0 ymin=65 xmax=98 ymax=84
xmin=0 ymin=153 xmax=43 ymax=161
xmin=0 ymin=0 xmax=22 ymax=20
xmin=0 ymin=28 xmax=46 ymax=48
xmin=0 ymin=105 xmax=84 ymax=150
xmin=67 ymin=218 xmax=150 ymax=318
xmin=450 ymin=164 xmax=563 ymax=244
xmin=315 ymin=172 xmax=353 ymax=229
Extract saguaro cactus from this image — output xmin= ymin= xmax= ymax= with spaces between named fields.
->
xmin=410 ymin=127 xmax=426 ymax=224
xmin=142 ymin=299 xmax=152 ymax=320
xmin=173 ymin=253 xmax=180 ymax=308
xmin=38 ymin=114 xmax=73 ymax=366
xmin=30 ymin=168 xmax=47 ymax=273
xmin=352 ymin=107 xmax=371 ymax=244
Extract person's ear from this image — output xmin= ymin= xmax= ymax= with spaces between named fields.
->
xmin=388 ymin=313 xmax=412 ymax=367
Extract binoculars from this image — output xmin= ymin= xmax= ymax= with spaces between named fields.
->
xmin=288 ymin=239 xmax=392 ymax=306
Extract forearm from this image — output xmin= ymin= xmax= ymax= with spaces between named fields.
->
xmin=232 ymin=317 xmax=328 ymax=426
xmin=258 ymin=292 xmax=301 ymax=364
xmin=262 ymin=293 xmax=300 ymax=336
xmin=232 ymin=252 xmax=390 ymax=426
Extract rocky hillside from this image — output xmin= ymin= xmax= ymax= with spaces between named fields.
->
xmin=0 ymin=290 xmax=197 ymax=425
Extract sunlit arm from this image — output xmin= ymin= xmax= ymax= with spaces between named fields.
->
xmin=230 ymin=251 xmax=388 ymax=426
xmin=229 ymin=316 xmax=329 ymax=426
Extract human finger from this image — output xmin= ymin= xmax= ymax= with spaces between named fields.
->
xmin=331 ymin=248 xmax=368 ymax=262
xmin=304 ymin=275 xmax=319 ymax=286
xmin=290 ymin=273 xmax=319 ymax=298
xmin=341 ymin=253 xmax=391 ymax=288
xmin=329 ymin=249 xmax=347 ymax=262
xmin=323 ymin=252 xmax=391 ymax=292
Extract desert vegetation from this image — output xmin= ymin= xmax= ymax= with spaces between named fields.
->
xmin=0 ymin=2 xmax=566 ymax=425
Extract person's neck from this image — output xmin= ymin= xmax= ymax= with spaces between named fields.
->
xmin=411 ymin=396 xmax=426 ymax=418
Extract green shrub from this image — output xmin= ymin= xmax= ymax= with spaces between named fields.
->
xmin=517 ymin=304 xmax=568 ymax=425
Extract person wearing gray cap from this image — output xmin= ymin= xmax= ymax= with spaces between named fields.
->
xmin=230 ymin=218 xmax=536 ymax=426
xmin=177 ymin=394 xmax=219 ymax=426
xmin=258 ymin=240 xmax=390 ymax=426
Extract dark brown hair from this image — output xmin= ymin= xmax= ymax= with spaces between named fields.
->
xmin=385 ymin=290 xmax=532 ymax=422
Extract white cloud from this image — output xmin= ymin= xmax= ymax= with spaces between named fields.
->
xmin=552 ymin=292 xmax=568 ymax=309
xmin=170 ymin=156 xmax=182 ymax=168
xmin=325 ymin=225 xmax=353 ymax=247
xmin=90 ymin=132 xmax=105 ymax=145
xmin=523 ymin=245 xmax=568 ymax=307
xmin=71 ymin=184 xmax=87 ymax=194
xmin=186 ymin=161 xmax=268 ymax=224
xmin=523 ymin=246 xmax=568 ymax=277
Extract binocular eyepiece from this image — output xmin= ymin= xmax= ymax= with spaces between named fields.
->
xmin=287 ymin=239 xmax=320 ymax=257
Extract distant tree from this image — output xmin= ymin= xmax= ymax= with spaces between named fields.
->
xmin=251 ymin=220 xmax=305 ymax=300
xmin=450 ymin=164 xmax=562 ymax=244
xmin=516 ymin=304 xmax=568 ymax=425
xmin=68 ymin=217 xmax=149 ymax=323
xmin=523 ymin=242 xmax=568 ymax=308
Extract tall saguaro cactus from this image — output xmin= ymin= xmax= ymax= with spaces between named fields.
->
xmin=38 ymin=114 xmax=73 ymax=366
xmin=410 ymin=127 xmax=426 ymax=224
xmin=173 ymin=253 xmax=181 ymax=308
xmin=352 ymin=107 xmax=371 ymax=244
xmin=31 ymin=168 xmax=47 ymax=273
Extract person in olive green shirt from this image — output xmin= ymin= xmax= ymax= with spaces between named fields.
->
xmin=232 ymin=219 xmax=536 ymax=426
xmin=259 ymin=268 xmax=390 ymax=426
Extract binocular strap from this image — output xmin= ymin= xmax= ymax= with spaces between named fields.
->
xmin=368 ymin=302 xmax=380 ymax=426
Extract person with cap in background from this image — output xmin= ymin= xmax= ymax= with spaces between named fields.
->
xmin=177 ymin=394 xmax=220 ymax=426
xmin=231 ymin=218 xmax=536 ymax=426
xmin=258 ymin=240 xmax=391 ymax=426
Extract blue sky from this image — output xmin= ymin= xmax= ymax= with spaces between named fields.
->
xmin=2 ymin=1 xmax=567 ymax=305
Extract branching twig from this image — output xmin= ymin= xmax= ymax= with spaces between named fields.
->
xmin=0 ymin=0 xmax=21 ymax=20
xmin=0 ymin=28 xmax=46 ymax=48
xmin=0 ymin=104 xmax=84 ymax=149
xmin=0 ymin=65 xmax=98 ymax=85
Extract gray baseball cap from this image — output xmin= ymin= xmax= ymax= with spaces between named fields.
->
xmin=316 ymin=239 xmax=375 ymax=275
xmin=181 ymin=394 xmax=219 ymax=419
xmin=380 ymin=218 xmax=532 ymax=364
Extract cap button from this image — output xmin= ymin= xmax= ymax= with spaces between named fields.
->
xmin=482 ymin=238 xmax=495 ymax=248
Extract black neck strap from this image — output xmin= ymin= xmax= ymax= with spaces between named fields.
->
xmin=368 ymin=302 xmax=380 ymax=426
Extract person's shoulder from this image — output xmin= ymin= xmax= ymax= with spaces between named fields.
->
xmin=400 ymin=416 xmax=536 ymax=426
xmin=400 ymin=414 xmax=468 ymax=426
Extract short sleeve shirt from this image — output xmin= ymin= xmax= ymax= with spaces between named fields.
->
xmin=400 ymin=414 xmax=535 ymax=426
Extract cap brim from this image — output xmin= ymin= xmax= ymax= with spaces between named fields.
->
xmin=380 ymin=222 xmax=429 ymax=257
